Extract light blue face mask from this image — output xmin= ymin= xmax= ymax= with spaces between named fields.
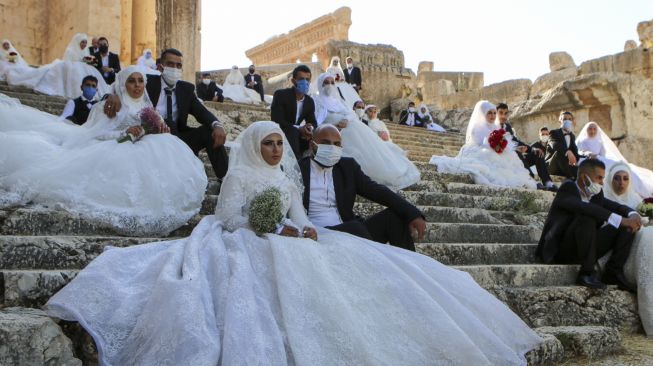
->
xmin=295 ymin=79 xmax=310 ymax=95
xmin=82 ymin=85 xmax=97 ymax=100
xmin=562 ymin=119 xmax=573 ymax=131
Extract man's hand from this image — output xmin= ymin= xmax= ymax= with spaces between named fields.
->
xmin=408 ymin=217 xmax=427 ymax=242
xmin=566 ymin=150 xmax=577 ymax=166
xmin=211 ymin=96 xmax=219 ymax=102
xmin=379 ymin=131 xmax=390 ymax=141
xmin=302 ymin=227 xmax=318 ymax=241
xmin=103 ymin=94 xmax=122 ymax=118
xmin=516 ymin=146 xmax=528 ymax=154
xmin=299 ymin=124 xmax=313 ymax=140
xmin=126 ymin=126 xmax=144 ymax=137
xmin=101 ymin=66 xmax=113 ymax=74
xmin=337 ymin=119 xmax=348 ymax=129
xmin=280 ymin=225 xmax=299 ymax=237
xmin=532 ymin=147 xmax=544 ymax=158
xmin=212 ymin=125 xmax=227 ymax=148
xmin=621 ymin=215 xmax=642 ymax=233
xmin=159 ymin=123 xmax=170 ymax=134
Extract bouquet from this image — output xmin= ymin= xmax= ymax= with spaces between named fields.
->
xmin=7 ymin=52 xmax=17 ymax=63
xmin=83 ymin=55 xmax=97 ymax=66
xmin=638 ymin=197 xmax=653 ymax=219
xmin=488 ymin=128 xmax=509 ymax=154
xmin=248 ymin=187 xmax=284 ymax=236
xmin=117 ymin=106 xmax=166 ymax=143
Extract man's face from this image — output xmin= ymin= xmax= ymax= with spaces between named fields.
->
xmin=497 ymin=108 xmax=509 ymax=124
xmin=98 ymin=40 xmax=108 ymax=49
xmin=292 ymin=70 xmax=311 ymax=87
xmin=249 ymin=67 xmax=255 ymax=73
xmin=346 ymin=58 xmax=353 ymax=65
xmin=539 ymin=130 xmax=550 ymax=139
xmin=161 ymin=53 xmax=183 ymax=71
xmin=2 ymin=42 xmax=10 ymax=51
xmin=81 ymin=79 xmax=97 ymax=90
xmin=586 ymin=167 xmax=605 ymax=186
xmin=311 ymin=127 xmax=342 ymax=155
xmin=91 ymin=38 xmax=98 ymax=48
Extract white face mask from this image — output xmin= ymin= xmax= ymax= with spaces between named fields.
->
xmin=347 ymin=63 xmax=353 ymax=68
xmin=201 ymin=78 xmax=211 ymax=85
xmin=323 ymin=84 xmax=337 ymax=97
xmin=409 ymin=107 xmax=417 ymax=113
xmin=162 ymin=67 xmax=182 ymax=86
xmin=562 ymin=119 xmax=573 ymax=131
xmin=355 ymin=108 xmax=365 ymax=118
xmin=585 ymin=174 xmax=603 ymax=196
xmin=313 ymin=144 xmax=342 ymax=167
xmin=540 ymin=135 xmax=549 ymax=143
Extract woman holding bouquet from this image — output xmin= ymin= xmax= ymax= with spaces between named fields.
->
xmin=46 ymin=120 xmax=542 ymax=365
xmin=6 ymin=33 xmax=109 ymax=99
xmin=430 ymin=100 xmax=537 ymax=189
xmin=603 ymin=162 xmax=653 ymax=337
xmin=0 ymin=66 xmax=207 ymax=235
xmin=0 ymin=39 xmax=30 ymax=81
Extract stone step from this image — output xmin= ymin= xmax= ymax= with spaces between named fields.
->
xmin=400 ymin=191 xmax=550 ymax=213
xmin=1 ymin=269 xmax=78 ymax=309
xmin=493 ymin=286 xmax=641 ymax=333
xmin=526 ymin=332 xmax=565 ymax=365
xmin=417 ymin=243 xmax=538 ymax=265
xmin=426 ymin=223 xmax=540 ymax=244
xmin=445 ymin=182 xmax=555 ymax=200
xmin=354 ymin=203 xmax=506 ymax=225
xmin=456 ymin=264 xmax=578 ymax=288
xmin=535 ymin=326 xmax=623 ymax=360
xmin=0 ymin=307 xmax=81 ymax=365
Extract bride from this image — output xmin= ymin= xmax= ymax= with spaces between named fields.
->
xmin=46 ymin=121 xmax=542 ymax=365
xmin=314 ymin=72 xmax=420 ymax=190
xmin=5 ymin=33 xmax=109 ymax=99
xmin=603 ymin=162 xmax=653 ymax=337
xmin=0 ymin=66 xmax=207 ymax=236
xmin=220 ymin=65 xmax=262 ymax=105
xmin=0 ymin=39 xmax=30 ymax=81
xmin=324 ymin=56 xmax=360 ymax=110
xmin=430 ymin=100 xmax=537 ymax=189
xmin=576 ymin=121 xmax=653 ymax=198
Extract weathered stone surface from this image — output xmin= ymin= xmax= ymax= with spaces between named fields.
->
xmin=526 ymin=332 xmax=565 ymax=366
xmin=536 ymin=326 xmax=623 ymax=359
xmin=2 ymin=270 xmax=77 ymax=308
xmin=624 ymin=40 xmax=638 ymax=51
xmin=418 ymin=243 xmax=537 ymax=265
xmin=531 ymin=67 xmax=577 ymax=97
xmin=0 ymin=307 xmax=81 ymax=366
xmin=418 ymin=61 xmax=434 ymax=73
xmin=637 ymin=18 xmax=653 ymax=48
xmin=549 ymin=52 xmax=576 ymax=72
xmin=494 ymin=287 xmax=641 ymax=332
xmin=460 ymin=264 xmax=578 ymax=288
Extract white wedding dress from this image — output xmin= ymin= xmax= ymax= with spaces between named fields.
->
xmin=576 ymin=121 xmax=653 ymax=198
xmin=430 ymin=101 xmax=537 ymax=189
xmin=5 ymin=33 xmax=110 ymax=99
xmin=220 ymin=67 xmax=261 ymax=105
xmin=46 ymin=121 xmax=542 ymax=365
xmin=313 ymin=73 xmax=420 ymax=191
xmin=603 ymin=163 xmax=653 ymax=337
xmin=0 ymin=66 xmax=206 ymax=236
xmin=0 ymin=40 xmax=30 ymax=82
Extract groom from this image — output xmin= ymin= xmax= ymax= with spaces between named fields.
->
xmin=103 ymin=48 xmax=228 ymax=178
xmin=300 ymin=124 xmax=426 ymax=251
xmin=545 ymin=111 xmax=581 ymax=180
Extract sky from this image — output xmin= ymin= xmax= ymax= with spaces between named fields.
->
xmin=201 ymin=0 xmax=653 ymax=85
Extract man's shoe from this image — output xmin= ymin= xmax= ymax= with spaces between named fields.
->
xmin=536 ymin=182 xmax=545 ymax=190
xmin=603 ymin=271 xmax=637 ymax=293
xmin=544 ymin=181 xmax=559 ymax=192
xmin=576 ymin=274 xmax=607 ymax=290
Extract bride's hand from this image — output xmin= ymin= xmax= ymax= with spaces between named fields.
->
xmin=302 ymin=227 xmax=318 ymax=241
xmin=104 ymin=95 xmax=122 ymax=118
xmin=279 ymin=225 xmax=300 ymax=238
xmin=126 ymin=126 xmax=144 ymax=138
xmin=337 ymin=119 xmax=348 ymax=129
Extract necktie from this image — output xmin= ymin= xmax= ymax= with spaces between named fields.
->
xmin=165 ymin=88 xmax=176 ymax=132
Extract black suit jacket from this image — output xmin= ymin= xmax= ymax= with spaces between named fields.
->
xmin=244 ymin=73 xmax=264 ymax=95
xmin=531 ymin=140 xmax=546 ymax=152
xmin=343 ymin=66 xmax=362 ymax=89
xmin=500 ymin=122 xmax=529 ymax=151
xmin=399 ymin=110 xmax=424 ymax=127
xmin=545 ymin=128 xmax=580 ymax=162
xmin=146 ymin=75 xmax=217 ymax=133
xmin=196 ymin=81 xmax=224 ymax=102
xmin=300 ymin=157 xmax=422 ymax=224
xmin=94 ymin=52 xmax=121 ymax=84
xmin=271 ymin=87 xmax=317 ymax=130
xmin=536 ymin=180 xmax=634 ymax=263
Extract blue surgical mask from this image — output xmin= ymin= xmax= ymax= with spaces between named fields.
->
xmin=562 ymin=119 xmax=573 ymax=131
xmin=295 ymin=79 xmax=310 ymax=95
xmin=82 ymin=86 xmax=97 ymax=100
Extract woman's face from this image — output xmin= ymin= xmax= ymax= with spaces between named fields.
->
xmin=79 ymin=40 xmax=87 ymax=50
xmin=322 ymin=76 xmax=335 ymax=87
xmin=125 ymin=72 xmax=145 ymax=99
xmin=612 ymin=170 xmax=630 ymax=196
xmin=2 ymin=42 xmax=10 ymax=51
xmin=485 ymin=109 xmax=497 ymax=123
xmin=260 ymin=133 xmax=284 ymax=166
xmin=353 ymin=101 xmax=365 ymax=110
xmin=332 ymin=59 xmax=338 ymax=66
xmin=587 ymin=124 xmax=598 ymax=138
xmin=366 ymin=107 xmax=377 ymax=118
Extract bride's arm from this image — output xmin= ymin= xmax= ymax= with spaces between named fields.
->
xmin=214 ymin=174 xmax=251 ymax=231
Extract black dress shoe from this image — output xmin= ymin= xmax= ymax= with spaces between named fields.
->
xmin=603 ymin=271 xmax=637 ymax=293
xmin=576 ymin=274 xmax=607 ymax=290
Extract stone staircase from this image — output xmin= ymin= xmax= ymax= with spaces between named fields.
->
xmin=0 ymin=83 xmax=650 ymax=365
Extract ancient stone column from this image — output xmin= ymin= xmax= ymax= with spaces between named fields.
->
xmin=131 ymin=0 xmax=157 ymax=64
xmin=156 ymin=0 xmax=201 ymax=82
xmin=120 ymin=0 xmax=133 ymax=65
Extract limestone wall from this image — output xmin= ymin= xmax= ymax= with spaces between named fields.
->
xmin=0 ymin=0 xmax=47 ymax=64
xmin=156 ymin=0 xmax=201 ymax=83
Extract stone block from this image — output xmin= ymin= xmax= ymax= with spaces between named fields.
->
xmin=536 ymin=326 xmax=623 ymax=359
xmin=549 ymin=52 xmax=576 ymax=72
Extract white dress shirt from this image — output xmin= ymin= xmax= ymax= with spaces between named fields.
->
xmin=406 ymin=112 xmax=416 ymax=126
xmin=294 ymin=96 xmax=305 ymax=128
xmin=59 ymin=96 xmax=96 ymax=120
xmin=564 ymin=133 xmax=571 ymax=148
xmin=308 ymin=159 xmax=343 ymax=227
xmin=156 ymin=83 xmax=178 ymax=123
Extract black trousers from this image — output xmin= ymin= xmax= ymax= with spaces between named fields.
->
xmin=177 ymin=124 xmax=229 ymax=179
xmin=327 ymin=208 xmax=416 ymax=251
xmin=547 ymin=151 xmax=578 ymax=179
xmin=518 ymin=151 xmax=552 ymax=183
xmin=555 ymin=214 xmax=635 ymax=275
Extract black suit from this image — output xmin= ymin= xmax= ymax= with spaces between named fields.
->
xmin=196 ymin=81 xmax=224 ymax=102
xmin=94 ymin=52 xmax=121 ymax=84
xmin=244 ymin=73 xmax=264 ymax=101
xmin=343 ymin=66 xmax=362 ymax=90
xmin=399 ymin=110 xmax=424 ymax=127
xmin=501 ymin=122 xmax=551 ymax=184
xmin=146 ymin=75 xmax=228 ymax=178
xmin=300 ymin=157 xmax=423 ymax=251
xmin=546 ymin=128 xmax=580 ymax=179
xmin=537 ymin=180 xmax=635 ymax=275
xmin=271 ymin=87 xmax=317 ymax=158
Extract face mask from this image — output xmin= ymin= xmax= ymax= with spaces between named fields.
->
xmin=355 ymin=109 xmax=365 ymax=118
xmin=162 ymin=67 xmax=182 ymax=86
xmin=145 ymin=53 xmax=152 ymax=59
xmin=585 ymin=174 xmax=603 ymax=195
xmin=202 ymin=78 xmax=211 ymax=85
xmin=295 ymin=79 xmax=310 ymax=95
xmin=82 ymin=86 xmax=97 ymax=100
xmin=540 ymin=135 xmax=549 ymax=144
xmin=409 ymin=107 xmax=416 ymax=113
xmin=313 ymin=144 xmax=342 ymax=167
xmin=99 ymin=45 xmax=108 ymax=53
xmin=562 ymin=119 xmax=573 ymax=131
xmin=347 ymin=63 xmax=353 ymax=68
xmin=323 ymin=84 xmax=337 ymax=97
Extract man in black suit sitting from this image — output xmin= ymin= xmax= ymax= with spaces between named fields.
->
xmin=537 ymin=158 xmax=641 ymax=290
xmin=399 ymin=102 xmax=424 ymax=127
xmin=196 ymin=73 xmax=224 ymax=102
xmin=94 ymin=37 xmax=121 ymax=84
xmin=245 ymin=65 xmax=265 ymax=102
xmin=102 ymin=48 xmax=228 ymax=179
xmin=271 ymin=65 xmax=317 ymax=159
xmin=300 ymin=124 xmax=427 ymax=251
xmin=343 ymin=57 xmax=362 ymax=92
xmin=545 ymin=111 xmax=582 ymax=180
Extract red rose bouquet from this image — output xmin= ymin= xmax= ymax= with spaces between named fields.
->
xmin=488 ymin=128 xmax=509 ymax=154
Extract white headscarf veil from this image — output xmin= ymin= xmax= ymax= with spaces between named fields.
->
xmin=326 ymin=56 xmax=345 ymax=80
xmin=603 ymin=162 xmax=643 ymax=209
xmin=225 ymin=65 xmax=245 ymax=86
xmin=63 ymin=33 xmax=90 ymax=61
xmin=137 ymin=48 xmax=157 ymax=70
xmin=465 ymin=100 xmax=497 ymax=146
xmin=314 ymin=72 xmax=355 ymax=124
xmin=576 ymin=121 xmax=626 ymax=161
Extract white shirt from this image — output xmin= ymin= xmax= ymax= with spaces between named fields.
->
xmin=156 ymin=83 xmax=178 ymax=123
xmin=308 ymin=159 xmax=343 ymax=227
xmin=294 ymin=95 xmax=305 ymax=127
xmin=564 ymin=131 xmax=571 ymax=148
xmin=101 ymin=54 xmax=109 ymax=69
xmin=406 ymin=111 xmax=416 ymax=126
xmin=59 ymin=96 xmax=96 ymax=120
xmin=575 ymin=183 xmax=636 ymax=228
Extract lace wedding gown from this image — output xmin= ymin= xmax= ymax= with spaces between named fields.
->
xmin=46 ymin=121 xmax=542 ymax=366
xmin=0 ymin=68 xmax=206 ymax=236
xmin=430 ymin=101 xmax=536 ymax=189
